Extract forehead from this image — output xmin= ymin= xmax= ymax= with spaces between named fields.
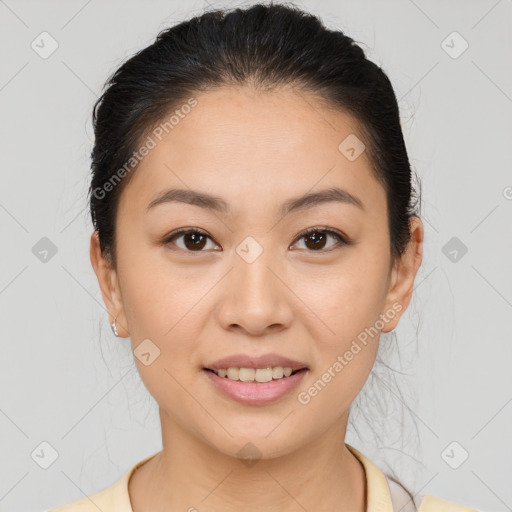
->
xmin=119 ymin=86 xmax=386 ymax=219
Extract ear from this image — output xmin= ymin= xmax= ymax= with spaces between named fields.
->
xmin=381 ymin=216 xmax=424 ymax=333
xmin=89 ymin=230 xmax=129 ymax=337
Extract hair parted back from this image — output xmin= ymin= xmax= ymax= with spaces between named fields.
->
xmin=89 ymin=2 xmax=420 ymax=269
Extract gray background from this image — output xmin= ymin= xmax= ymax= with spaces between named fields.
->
xmin=1 ymin=0 xmax=511 ymax=511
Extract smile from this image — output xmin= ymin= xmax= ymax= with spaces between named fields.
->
xmin=205 ymin=366 xmax=304 ymax=382
xmin=202 ymin=367 xmax=308 ymax=405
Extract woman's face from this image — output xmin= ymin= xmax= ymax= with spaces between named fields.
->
xmin=92 ymin=86 xmax=422 ymax=459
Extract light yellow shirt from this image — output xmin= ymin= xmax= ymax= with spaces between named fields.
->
xmin=47 ymin=444 xmax=478 ymax=511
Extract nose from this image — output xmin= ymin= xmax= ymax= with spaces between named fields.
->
xmin=215 ymin=250 xmax=294 ymax=336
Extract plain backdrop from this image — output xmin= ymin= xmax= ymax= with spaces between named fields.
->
xmin=0 ymin=0 xmax=511 ymax=511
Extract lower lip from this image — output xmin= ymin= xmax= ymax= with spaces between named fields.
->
xmin=203 ymin=369 xmax=308 ymax=406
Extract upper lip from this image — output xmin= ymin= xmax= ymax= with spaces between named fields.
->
xmin=205 ymin=353 xmax=308 ymax=371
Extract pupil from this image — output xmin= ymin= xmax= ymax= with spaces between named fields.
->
xmin=306 ymin=232 xmax=326 ymax=250
xmin=185 ymin=233 xmax=206 ymax=250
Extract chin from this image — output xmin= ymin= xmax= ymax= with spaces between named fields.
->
xmin=195 ymin=418 xmax=311 ymax=462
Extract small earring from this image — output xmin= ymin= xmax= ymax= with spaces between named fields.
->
xmin=111 ymin=317 xmax=119 ymax=337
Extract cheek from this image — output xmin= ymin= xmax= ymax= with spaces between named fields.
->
xmin=120 ymin=260 xmax=205 ymax=411
xmin=294 ymin=253 xmax=389 ymax=347
xmin=116 ymin=234 xmax=202 ymax=339
xmin=293 ymin=262 xmax=385 ymax=416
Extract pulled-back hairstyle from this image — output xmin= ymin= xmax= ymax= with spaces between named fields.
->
xmin=89 ymin=2 xmax=420 ymax=270
xmin=88 ymin=2 xmax=422 ymax=503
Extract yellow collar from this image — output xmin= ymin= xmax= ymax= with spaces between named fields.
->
xmin=50 ymin=444 xmax=475 ymax=511
xmin=113 ymin=444 xmax=397 ymax=511
xmin=346 ymin=443 xmax=397 ymax=511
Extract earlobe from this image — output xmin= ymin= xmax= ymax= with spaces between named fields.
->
xmin=89 ymin=230 xmax=129 ymax=337
xmin=381 ymin=216 xmax=424 ymax=333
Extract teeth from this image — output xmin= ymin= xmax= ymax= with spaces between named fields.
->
xmin=227 ymin=367 xmax=239 ymax=380
xmin=212 ymin=366 xmax=300 ymax=382
xmin=255 ymin=368 xmax=273 ymax=382
xmin=239 ymin=368 xmax=255 ymax=382
xmin=272 ymin=367 xmax=284 ymax=379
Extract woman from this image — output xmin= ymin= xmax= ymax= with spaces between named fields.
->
xmin=49 ymin=3 xmax=477 ymax=511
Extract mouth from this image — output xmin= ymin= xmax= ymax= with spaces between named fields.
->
xmin=202 ymin=353 xmax=309 ymax=405
xmin=203 ymin=366 xmax=307 ymax=382
xmin=202 ymin=358 xmax=309 ymax=405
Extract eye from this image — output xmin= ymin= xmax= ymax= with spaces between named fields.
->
xmin=162 ymin=226 xmax=349 ymax=254
xmin=163 ymin=228 xmax=220 ymax=252
xmin=291 ymin=227 xmax=349 ymax=252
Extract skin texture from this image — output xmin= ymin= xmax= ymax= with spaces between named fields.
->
xmin=90 ymin=86 xmax=423 ymax=512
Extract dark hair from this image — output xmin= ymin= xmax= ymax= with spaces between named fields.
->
xmin=89 ymin=1 xmax=420 ymax=269
xmin=89 ymin=3 xmax=421 ymax=503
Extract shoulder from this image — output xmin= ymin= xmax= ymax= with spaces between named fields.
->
xmin=418 ymin=494 xmax=480 ymax=511
xmin=46 ymin=452 xmax=159 ymax=511
xmin=346 ymin=443 xmax=480 ymax=512
xmin=46 ymin=480 xmax=121 ymax=512
xmin=46 ymin=465 xmax=135 ymax=511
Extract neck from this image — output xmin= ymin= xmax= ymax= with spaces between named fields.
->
xmin=129 ymin=410 xmax=366 ymax=512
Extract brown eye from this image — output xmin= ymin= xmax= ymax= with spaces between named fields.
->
xmin=292 ymin=228 xmax=348 ymax=252
xmin=163 ymin=227 xmax=349 ymax=254
xmin=164 ymin=228 xmax=219 ymax=252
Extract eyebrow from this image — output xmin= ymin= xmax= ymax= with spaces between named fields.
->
xmin=146 ymin=186 xmax=365 ymax=216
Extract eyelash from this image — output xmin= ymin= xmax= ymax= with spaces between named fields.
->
xmin=162 ymin=226 xmax=350 ymax=253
